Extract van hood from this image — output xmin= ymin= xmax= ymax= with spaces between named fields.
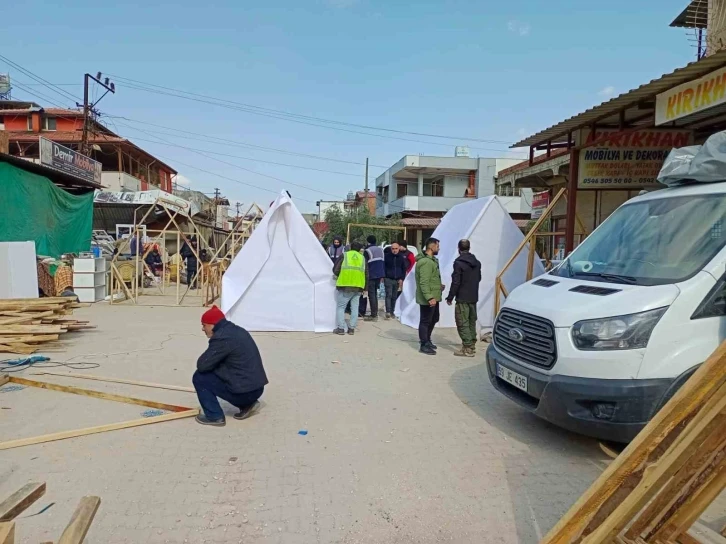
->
xmin=504 ymin=276 xmax=681 ymax=327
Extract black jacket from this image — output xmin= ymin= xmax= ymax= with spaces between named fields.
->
xmin=383 ymin=247 xmax=408 ymax=281
xmin=197 ymin=319 xmax=268 ymax=394
xmin=180 ymin=242 xmax=198 ymax=269
xmin=446 ymin=252 xmax=482 ymax=304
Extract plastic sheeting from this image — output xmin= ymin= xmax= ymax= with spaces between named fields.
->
xmin=221 ymin=191 xmax=337 ymax=332
xmin=396 ymin=196 xmax=543 ymax=331
xmin=658 ymin=130 xmax=726 ymax=186
xmin=0 ymin=162 xmax=93 ymax=257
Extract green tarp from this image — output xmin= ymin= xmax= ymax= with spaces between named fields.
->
xmin=0 ymin=162 xmax=93 ymax=258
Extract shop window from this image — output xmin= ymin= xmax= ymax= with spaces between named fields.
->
xmin=42 ymin=117 xmax=57 ymax=131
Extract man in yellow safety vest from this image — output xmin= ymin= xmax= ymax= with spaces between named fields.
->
xmin=332 ymin=241 xmax=368 ymax=335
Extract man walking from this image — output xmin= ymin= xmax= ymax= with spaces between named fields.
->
xmin=363 ymin=235 xmax=385 ymax=321
xmin=446 ymin=239 xmax=482 ymax=357
xmin=415 ymin=237 xmax=443 ymax=355
xmin=193 ymin=306 xmax=268 ymax=426
xmin=333 ymin=241 xmax=367 ymax=335
xmin=383 ymin=241 xmax=407 ymax=319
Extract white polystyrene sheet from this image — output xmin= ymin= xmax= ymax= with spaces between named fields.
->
xmin=0 ymin=241 xmax=39 ymax=299
xmin=396 ymin=196 xmax=543 ymax=331
xmin=222 ymin=191 xmax=337 ymax=332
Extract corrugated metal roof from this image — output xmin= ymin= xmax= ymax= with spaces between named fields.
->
xmin=670 ymin=0 xmax=708 ymax=28
xmin=512 ymin=49 xmax=726 ymax=148
xmin=512 ymin=219 xmax=530 ymax=228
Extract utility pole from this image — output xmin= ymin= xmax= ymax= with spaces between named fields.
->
xmin=79 ymin=72 xmax=115 ymax=157
xmin=235 ymin=201 xmax=242 ymax=218
xmin=364 ymin=157 xmax=369 ymax=211
xmin=213 ymin=188 xmax=221 ymax=203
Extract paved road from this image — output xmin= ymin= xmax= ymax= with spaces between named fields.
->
xmin=2 ymin=303 xmax=613 ymax=543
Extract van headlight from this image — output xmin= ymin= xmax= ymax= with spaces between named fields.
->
xmin=572 ymin=307 xmax=667 ymax=350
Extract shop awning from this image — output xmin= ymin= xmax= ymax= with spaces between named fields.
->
xmin=512 ymin=49 xmax=726 ymax=148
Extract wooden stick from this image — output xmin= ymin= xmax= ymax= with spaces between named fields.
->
xmin=0 ymin=344 xmax=37 ymax=355
xmin=0 ymin=326 xmax=64 ymax=335
xmin=0 ymin=483 xmax=46 ymax=521
xmin=0 ymin=409 xmax=199 ymax=450
xmin=32 ymin=372 xmax=195 ymax=393
xmin=0 ymin=522 xmax=13 ymax=544
xmin=7 ymin=377 xmax=194 ymax=412
xmin=0 ymin=335 xmax=60 ymax=344
xmin=0 ymin=375 xmax=8 ymax=387
xmin=57 ymin=496 xmax=100 ymax=544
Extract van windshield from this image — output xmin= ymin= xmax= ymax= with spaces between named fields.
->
xmin=551 ymin=193 xmax=726 ymax=286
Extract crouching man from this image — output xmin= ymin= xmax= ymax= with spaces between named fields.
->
xmin=193 ymin=305 xmax=268 ymax=426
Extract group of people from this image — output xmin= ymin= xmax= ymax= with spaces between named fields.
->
xmin=328 ymin=234 xmax=482 ymax=357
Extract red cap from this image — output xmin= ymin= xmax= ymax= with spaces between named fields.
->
xmin=201 ymin=305 xmax=225 ymax=326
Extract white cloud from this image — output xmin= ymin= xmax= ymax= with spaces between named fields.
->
xmin=174 ymin=174 xmax=194 ymax=188
xmin=598 ymin=86 xmax=616 ymax=98
xmin=508 ymin=20 xmax=530 ymax=36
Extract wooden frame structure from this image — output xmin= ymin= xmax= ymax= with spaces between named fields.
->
xmin=0 ymin=482 xmax=100 ymax=544
xmin=345 ymin=223 xmax=407 ymax=245
xmin=493 ymin=188 xmax=587 ymax=316
xmin=542 ymin=341 xmax=726 ymax=544
xmin=0 ymin=374 xmax=198 ymax=451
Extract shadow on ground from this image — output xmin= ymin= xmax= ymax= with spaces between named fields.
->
xmin=450 ymin=357 xmax=607 ymax=543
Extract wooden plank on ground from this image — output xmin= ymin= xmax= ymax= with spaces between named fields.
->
xmin=0 ymin=326 xmax=64 ymax=335
xmin=0 ymin=297 xmax=76 ymax=304
xmin=0 ymin=522 xmax=13 ymax=544
xmin=8 ymin=377 xmax=194 ymax=412
xmin=0 ymin=375 xmax=9 ymax=387
xmin=0 ymin=335 xmax=60 ymax=344
xmin=57 ymin=496 xmax=100 ymax=544
xmin=0 ymin=344 xmax=37 ymax=355
xmin=0 ymin=409 xmax=199 ymax=450
xmin=0 ymin=483 xmax=46 ymax=521
xmin=32 ymin=371 xmax=195 ymax=393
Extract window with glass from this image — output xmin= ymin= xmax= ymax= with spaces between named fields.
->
xmin=422 ymin=178 xmax=444 ymax=197
xmin=42 ymin=117 xmax=57 ymax=131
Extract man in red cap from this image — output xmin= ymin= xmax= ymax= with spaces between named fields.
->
xmin=193 ymin=305 xmax=268 ymax=426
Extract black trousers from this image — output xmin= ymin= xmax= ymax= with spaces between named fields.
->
xmin=418 ymin=303 xmax=440 ymax=344
xmin=367 ymin=278 xmax=380 ymax=317
xmin=193 ymin=371 xmax=263 ymax=420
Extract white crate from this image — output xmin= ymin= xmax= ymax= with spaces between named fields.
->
xmin=74 ymin=257 xmax=105 ymax=273
xmin=75 ymin=285 xmax=106 ymax=303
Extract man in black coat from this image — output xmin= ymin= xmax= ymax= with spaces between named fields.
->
xmin=445 ymin=239 xmax=482 ymax=357
xmin=193 ymin=306 xmax=268 ymax=426
xmin=180 ymin=236 xmax=199 ymax=289
xmin=383 ymin=241 xmax=408 ymax=319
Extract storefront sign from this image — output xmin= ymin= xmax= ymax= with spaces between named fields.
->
xmin=531 ymin=190 xmax=550 ymax=219
xmin=577 ymin=128 xmax=692 ymax=189
xmin=655 ymin=65 xmax=726 ymax=125
xmin=94 ymin=189 xmax=195 ymax=217
xmin=39 ymin=137 xmax=102 ymax=185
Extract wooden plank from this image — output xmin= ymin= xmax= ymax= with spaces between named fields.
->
xmin=0 ymin=335 xmax=59 ymax=344
xmin=687 ymin=522 xmax=726 ymax=544
xmin=0 ymin=483 xmax=46 ymax=521
xmin=0 ymin=326 xmax=64 ymax=335
xmin=7 ymin=377 xmax=194 ymax=412
xmin=0 ymin=409 xmax=199 ymax=450
xmin=0 ymin=522 xmax=13 ymax=544
xmin=0 ymin=375 xmax=9 ymax=387
xmin=57 ymin=496 xmax=100 ymax=544
xmin=0 ymin=297 xmax=76 ymax=304
xmin=32 ymin=372 xmax=195 ymax=393
xmin=0 ymin=316 xmax=41 ymax=326
xmin=543 ymin=341 xmax=726 ymax=544
xmin=678 ymin=532 xmax=702 ymax=544
xmin=0 ymin=344 xmax=37 ymax=355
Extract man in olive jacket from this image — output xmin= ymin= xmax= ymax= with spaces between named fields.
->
xmin=415 ymin=237 xmax=443 ymax=355
xmin=193 ymin=306 xmax=268 ymax=426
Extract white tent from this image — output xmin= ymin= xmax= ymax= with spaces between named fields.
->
xmin=396 ymin=196 xmax=543 ymax=331
xmin=222 ymin=191 xmax=337 ymax=332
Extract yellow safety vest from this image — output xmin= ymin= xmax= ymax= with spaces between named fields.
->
xmin=336 ymin=250 xmax=365 ymax=289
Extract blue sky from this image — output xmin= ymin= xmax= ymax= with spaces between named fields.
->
xmin=3 ymin=0 xmax=695 ymax=212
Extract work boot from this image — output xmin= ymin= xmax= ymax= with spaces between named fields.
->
xmin=454 ymin=345 xmax=468 ymax=357
xmin=419 ymin=343 xmax=436 ymax=355
xmin=385 ymin=313 xmax=392 ymax=320
xmin=333 ymin=328 xmax=346 ymax=335
xmin=425 ymin=341 xmax=438 ymax=351
xmin=234 ymin=401 xmax=261 ymax=421
xmin=464 ymin=346 xmax=476 ymax=357
xmin=195 ymin=414 xmax=226 ymax=427
xmin=347 ymin=328 xmax=355 ymax=335
xmin=364 ymin=315 xmax=378 ymax=322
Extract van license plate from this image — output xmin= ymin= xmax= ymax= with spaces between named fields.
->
xmin=496 ymin=363 xmax=528 ymax=393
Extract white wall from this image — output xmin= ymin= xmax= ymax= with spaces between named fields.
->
xmin=443 ymin=175 xmax=469 ymax=197
xmin=101 ymin=172 xmax=141 ymax=192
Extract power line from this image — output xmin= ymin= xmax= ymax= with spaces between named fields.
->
xmin=0 ymin=55 xmax=81 ymax=104
xmin=107 ymin=73 xmax=515 ymax=145
xmin=10 ymin=81 xmax=69 ymax=109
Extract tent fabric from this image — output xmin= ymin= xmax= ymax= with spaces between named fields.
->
xmin=0 ymin=162 xmax=93 ymax=258
xmin=222 ymin=191 xmax=337 ymax=332
xmin=396 ymin=196 xmax=544 ymax=331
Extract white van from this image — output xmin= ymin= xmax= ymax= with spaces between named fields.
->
xmin=486 ymin=181 xmax=726 ymax=442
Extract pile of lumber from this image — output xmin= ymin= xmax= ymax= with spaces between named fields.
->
xmin=0 ymin=297 xmax=95 ymax=355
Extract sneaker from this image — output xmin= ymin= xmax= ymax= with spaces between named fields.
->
xmin=195 ymin=414 xmax=226 ymax=427
xmin=347 ymin=328 xmax=355 ymax=335
xmin=425 ymin=341 xmax=438 ymax=351
xmin=454 ymin=346 xmax=468 ymax=357
xmin=464 ymin=348 xmax=476 ymax=358
xmin=385 ymin=313 xmax=392 ymax=320
xmin=333 ymin=328 xmax=346 ymax=335
xmin=364 ymin=316 xmax=378 ymax=322
xmin=419 ymin=344 xmax=436 ymax=355
xmin=234 ymin=401 xmax=261 ymax=421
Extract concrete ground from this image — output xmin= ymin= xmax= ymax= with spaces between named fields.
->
xmin=0 ymin=302 xmax=723 ymax=543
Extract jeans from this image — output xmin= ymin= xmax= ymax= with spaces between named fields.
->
xmin=336 ymin=290 xmax=361 ymax=331
xmin=418 ymin=302 xmax=440 ymax=345
xmin=384 ymin=278 xmax=400 ymax=315
xmin=367 ymin=278 xmax=381 ymax=317
xmin=455 ymin=302 xmax=478 ymax=348
xmin=192 ymin=371 xmax=264 ymax=421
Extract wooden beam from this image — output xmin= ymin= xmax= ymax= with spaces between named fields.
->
xmin=32 ymin=372 xmax=195 ymax=393
xmin=0 ymin=409 xmax=199 ymax=451
xmin=0 ymin=522 xmax=13 ymax=544
xmin=57 ymin=496 xmax=100 ymax=544
xmin=687 ymin=521 xmax=726 ymax=544
xmin=7 ymin=377 xmax=192 ymax=412
xmin=0 ymin=483 xmax=46 ymax=521
xmin=0 ymin=375 xmax=8 ymax=387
